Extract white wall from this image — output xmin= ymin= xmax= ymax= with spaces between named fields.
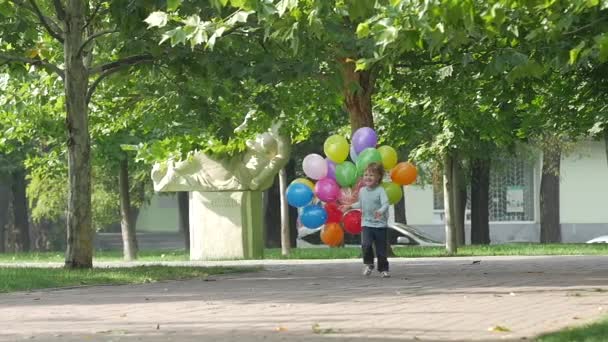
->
xmin=404 ymin=184 xmax=435 ymax=225
xmin=136 ymin=194 xmax=179 ymax=232
xmin=560 ymin=140 xmax=608 ymax=224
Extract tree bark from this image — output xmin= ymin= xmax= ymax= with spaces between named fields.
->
xmin=470 ymin=158 xmax=491 ymax=244
xmin=540 ymin=146 xmax=562 ymax=243
xmin=286 ymin=159 xmax=298 ymax=247
xmin=64 ymin=0 xmax=93 ymax=268
xmin=11 ymin=168 xmax=30 ymax=252
xmin=264 ymin=176 xmax=281 ymax=248
xmin=452 ymin=157 xmax=466 ymax=246
xmin=279 ymin=168 xmax=290 ymax=256
xmin=177 ymin=192 xmax=190 ymax=252
xmin=119 ymin=157 xmax=138 ymax=261
xmin=394 ymin=188 xmax=406 ymax=223
xmin=443 ymin=153 xmax=458 ymax=254
xmin=341 ymin=60 xmax=375 ymax=132
xmin=0 ymin=182 xmax=10 ymax=253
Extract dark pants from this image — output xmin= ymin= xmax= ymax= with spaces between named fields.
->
xmin=361 ymin=227 xmax=389 ymax=272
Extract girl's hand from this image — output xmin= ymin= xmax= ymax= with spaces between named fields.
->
xmin=339 ymin=204 xmax=351 ymax=212
xmin=374 ymin=211 xmax=383 ymax=219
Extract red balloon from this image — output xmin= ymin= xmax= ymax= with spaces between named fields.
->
xmin=324 ymin=202 xmax=342 ymax=223
xmin=342 ymin=210 xmax=362 ymax=235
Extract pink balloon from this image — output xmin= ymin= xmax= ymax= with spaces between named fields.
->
xmin=303 ymin=153 xmax=328 ymax=180
xmin=314 ymin=178 xmax=340 ymax=202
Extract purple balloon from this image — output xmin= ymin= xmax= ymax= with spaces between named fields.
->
xmin=314 ymin=177 xmax=340 ymax=202
xmin=352 ymin=127 xmax=378 ymax=154
xmin=326 ymin=159 xmax=337 ymax=180
xmin=349 ymin=144 xmax=359 ymax=162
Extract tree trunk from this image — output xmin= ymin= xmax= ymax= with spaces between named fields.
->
xmin=286 ymin=159 xmax=298 ymax=247
xmin=0 ymin=182 xmax=10 ymax=253
xmin=264 ymin=177 xmax=281 ymax=248
xmin=119 ymin=157 xmax=138 ymax=261
xmin=443 ymin=153 xmax=458 ymax=254
xmin=540 ymin=146 xmax=561 ymax=243
xmin=64 ymin=1 xmax=93 ymax=268
xmin=11 ymin=168 xmax=30 ymax=252
xmin=279 ymin=168 xmax=290 ymax=256
xmin=177 ymin=192 xmax=190 ymax=252
xmin=394 ymin=188 xmax=406 ymax=223
xmin=470 ymin=158 xmax=490 ymax=244
xmin=452 ymin=158 xmax=466 ymax=246
xmin=341 ymin=60 xmax=375 ymax=132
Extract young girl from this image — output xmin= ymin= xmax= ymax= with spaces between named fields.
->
xmin=341 ymin=162 xmax=391 ymax=278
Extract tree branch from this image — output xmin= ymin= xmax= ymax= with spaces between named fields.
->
xmin=0 ymin=52 xmax=64 ymax=78
xmin=77 ymin=29 xmax=118 ymax=57
xmin=52 ymin=0 xmax=65 ymax=21
xmin=89 ymin=54 xmax=154 ymax=74
xmin=87 ymin=54 xmax=154 ymax=103
xmin=84 ymin=1 xmax=105 ymax=30
xmin=10 ymin=0 xmax=65 ymax=43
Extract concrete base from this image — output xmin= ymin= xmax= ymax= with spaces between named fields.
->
xmin=189 ymin=191 xmax=264 ymax=260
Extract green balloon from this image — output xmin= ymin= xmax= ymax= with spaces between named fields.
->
xmin=381 ymin=182 xmax=403 ymax=205
xmin=335 ymin=161 xmax=358 ymax=187
xmin=356 ymin=148 xmax=383 ymax=176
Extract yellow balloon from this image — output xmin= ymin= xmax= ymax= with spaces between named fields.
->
xmin=377 ymin=145 xmax=398 ymax=170
xmin=291 ymin=178 xmax=315 ymax=191
xmin=323 ymin=135 xmax=349 ymax=163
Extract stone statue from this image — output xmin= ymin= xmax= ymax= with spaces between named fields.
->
xmin=151 ymin=123 xmax=291 ymax=192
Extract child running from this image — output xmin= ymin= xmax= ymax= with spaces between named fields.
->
xmin=341 ymin=162 xmax=391 ymax=278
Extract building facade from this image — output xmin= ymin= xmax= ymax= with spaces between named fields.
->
xmin=404 ymin=140 xmax=608 ymax=243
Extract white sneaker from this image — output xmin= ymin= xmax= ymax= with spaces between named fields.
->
xmin=363 ymin=265 xmax=373 ymax=276
xmin=381 ymin=271 xmax=391 ymax=278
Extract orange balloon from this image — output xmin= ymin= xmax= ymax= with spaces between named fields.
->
xmin=390 ymin=162 xmax=417 ymax=185
xmin=321 ymin=222 xmax=344 ymax=247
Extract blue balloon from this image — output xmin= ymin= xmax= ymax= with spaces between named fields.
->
xmin=300 ymin=205 xmax=328 ymax=229
xmin=286 ymin=183 xmax=314 ymax=207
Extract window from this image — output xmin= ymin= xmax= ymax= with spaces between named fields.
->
xmin=433 ymin=158 xmax=535 ymax=222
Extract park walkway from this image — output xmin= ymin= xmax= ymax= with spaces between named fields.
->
xmin=1 ymin=255 xmax=608 ymax=341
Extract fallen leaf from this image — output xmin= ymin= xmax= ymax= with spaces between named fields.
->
xmin=472 ymin=260 xmax=481 ymax=264
xmin=274 ymin=326 xmax=288 ymax=332
xmin=489 ymin=325 xmax=511 ymax=332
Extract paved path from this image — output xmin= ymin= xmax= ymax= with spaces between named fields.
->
xmin=1 ymin=255 xmax=608 ymax=341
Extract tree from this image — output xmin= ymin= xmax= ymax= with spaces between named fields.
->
xmin=0 ymin=0 xmax=166 ymax=267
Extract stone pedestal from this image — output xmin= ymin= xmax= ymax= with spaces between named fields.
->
xmin=189 ymin=191 xmax=264 ymax=260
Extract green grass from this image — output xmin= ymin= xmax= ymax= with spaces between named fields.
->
xmin=0 ymin=249 xmax=189 ymax=263
xmin=265 ymin=243 xmax=608 ymax=259
xmin=0 ymin=243 xmax=607 ymax=263
xmin=535 ymin=317 xmax=608 ymax=342
xmin=0 ymin=265 xmax=255 ymax=293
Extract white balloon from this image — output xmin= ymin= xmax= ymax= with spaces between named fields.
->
xmin=302 ymin=153 xmax=328 ymax=180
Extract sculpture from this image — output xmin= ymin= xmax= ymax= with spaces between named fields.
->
xmin=151 ymin=123 xmax=291 ymax=192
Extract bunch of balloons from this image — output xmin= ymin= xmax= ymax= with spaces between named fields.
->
xmin=286 ymin=127 xmax=418 ymax=247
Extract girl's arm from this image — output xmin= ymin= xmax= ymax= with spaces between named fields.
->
xmin=377 ymin=188 xmax=389 ymax=214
